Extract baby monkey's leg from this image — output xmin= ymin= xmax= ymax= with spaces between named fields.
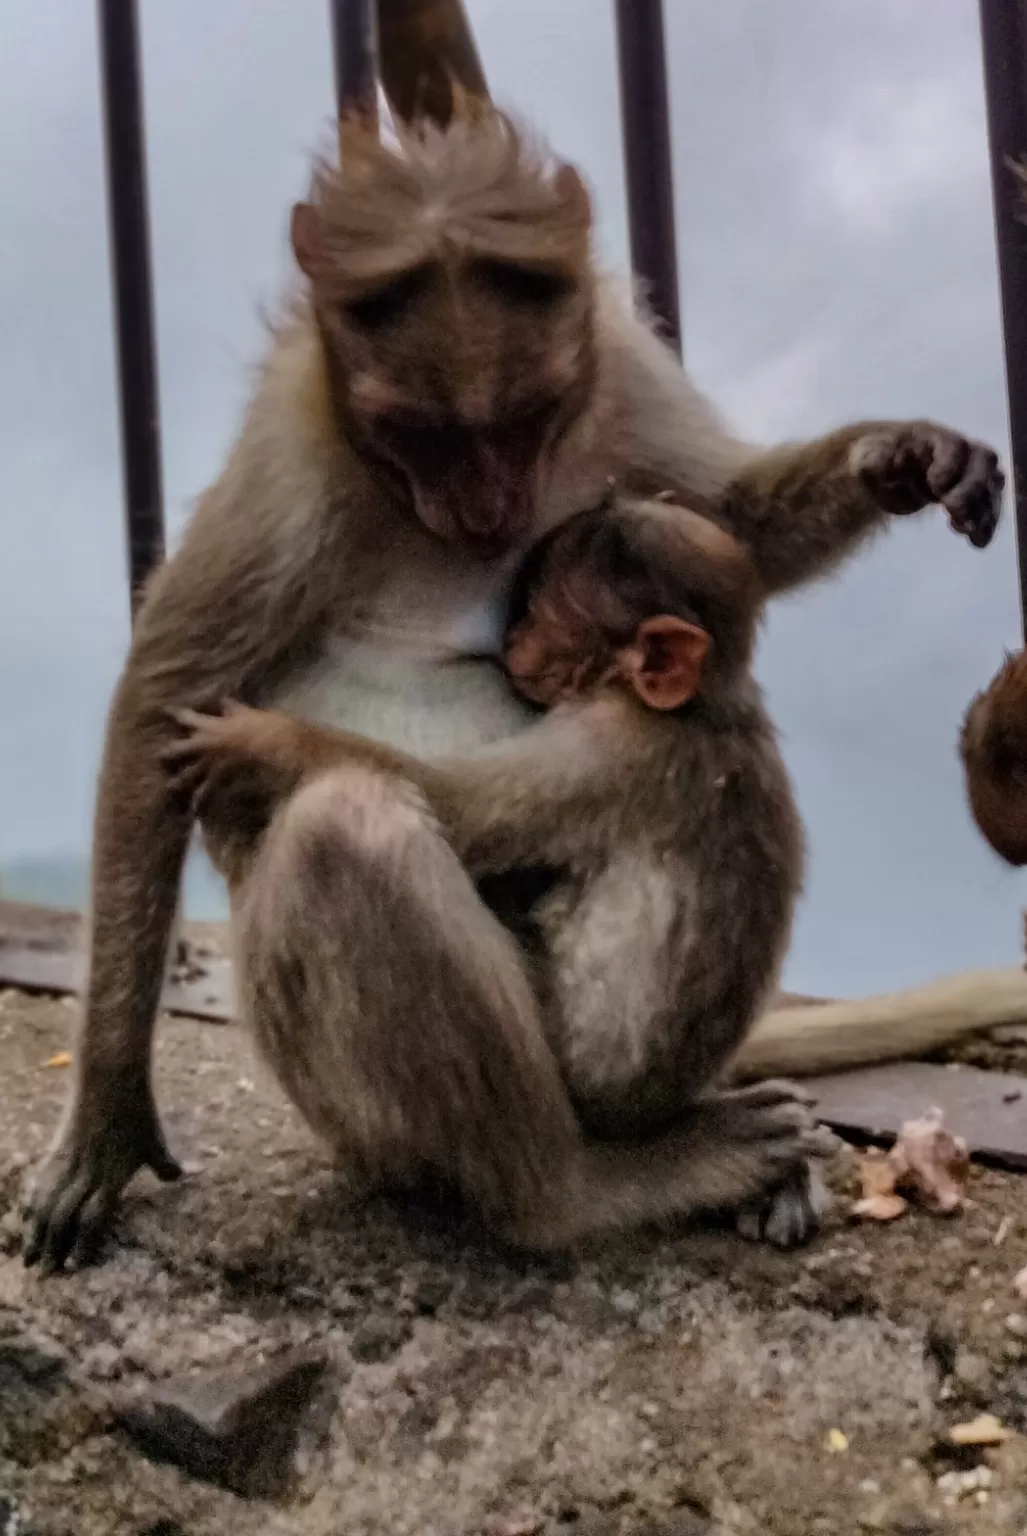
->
xmin=543 ymin=876 xmax=833 ymax=1248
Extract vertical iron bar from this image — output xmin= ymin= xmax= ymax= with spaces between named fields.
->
xmin=979 ymin=0 xmax=1027 ymax=641
xmin=330 ymin=0 xmax=379 ymax=123
xmin=613 ymin=0 xmax=681 ymax=355
xmin=96 ymin=0 xmax=165 ymax=614
xmin=376 ymin=0 xmax=489 ymax=126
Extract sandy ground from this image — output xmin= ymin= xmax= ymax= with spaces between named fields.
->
xmin=3 ymin=993 xmax=1027 ymax=1535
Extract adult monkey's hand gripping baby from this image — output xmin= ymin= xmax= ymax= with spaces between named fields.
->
xmin=25 ymin=108 xmax=1003 ymax=1271
xmin=165 ymin=499 xmax=832 ymax=1249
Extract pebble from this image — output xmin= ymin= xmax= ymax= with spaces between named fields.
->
xmin=936 ymin=1465 xmax=994 ymax=1500
xmin=610 ymin=1289 xmax=641 ymax=1318
xmin=350 ymin=1314 xmax=413 ymax=1363
xmin=0 ymin=1498 xmax=32 ymax=1536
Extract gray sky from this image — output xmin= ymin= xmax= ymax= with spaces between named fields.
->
xmin=0 ymin=0 xmax=1022 ymax=998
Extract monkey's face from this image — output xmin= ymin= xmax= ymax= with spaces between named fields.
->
xmin=322 ymin=259 xmax=596 ymax=555
xmin=292 ymin=114 xmax=596 ymax=556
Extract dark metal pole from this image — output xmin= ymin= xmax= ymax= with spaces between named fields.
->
xmin=96 ymin=0 xmax=165 ymax=614
xmin=979 ymin=0 xmax=1027 ymax=640
xmin=613 ymin=0 xmax=681 ymax=355
xmin=377 ymin=0 xmax=489 ymax=127
xmin=330 ymin=0 xmax=379 ymax=123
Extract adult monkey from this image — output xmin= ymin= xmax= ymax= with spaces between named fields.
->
xmin=25 ymin=111 xmax=1002 ymax=1271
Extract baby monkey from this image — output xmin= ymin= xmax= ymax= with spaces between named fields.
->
xmin=165 ymin=497 xmax=822 ymax=1248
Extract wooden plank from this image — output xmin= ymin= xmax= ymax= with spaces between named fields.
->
xmin=735 ymin=967 xmax=1027 ymax=1080
xmin=807 ymin=1061 xmax=1027 ymax=1171
xmin=0 ymin=942 xmax=234 ymax=1022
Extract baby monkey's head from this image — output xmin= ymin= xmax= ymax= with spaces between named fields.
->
xmin=504 ymin=498 xmax=763 ymax=711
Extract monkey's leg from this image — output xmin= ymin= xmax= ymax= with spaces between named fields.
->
xmin=572 ymin=1085 xmax=833 ymax=1251
xmin=230 ymin=767 xmax=829 ymax=1250
xmin=539 ymin=882 xmax=831 ymax=1249
xmin=232 ymin=764 xmax=583 ymax=1235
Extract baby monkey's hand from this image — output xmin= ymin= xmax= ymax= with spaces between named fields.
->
xmin=160 ymin=700 xmax=292 ymax=815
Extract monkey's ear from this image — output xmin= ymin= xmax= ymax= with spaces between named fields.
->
xmin=554 ymin=164 xmax=592 ymax=229
xmin=290 ymin=202 xmax=323 ymax=278
xmin=621 ymin=616 xmax=710 ymax=712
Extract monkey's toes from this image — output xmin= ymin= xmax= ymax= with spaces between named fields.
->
xmin=736 ymin=1160 xmax=831 ymax=1249
xmin=723 ymin=1078 xmax=816 ymax=1112
xmin=23 ymin=1121 xmax=182 ymax=1273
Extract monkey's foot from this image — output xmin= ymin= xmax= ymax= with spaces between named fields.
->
xmin=716 ymin=1079 xmax=836 ymax=1249
xmin=851 ymin=421 xmax=1003 ymax=548
xmin=735 ymin=1159 xmax=831 ymax=1250
xmin=23 ymin=1099 xmax=181 ymax=1274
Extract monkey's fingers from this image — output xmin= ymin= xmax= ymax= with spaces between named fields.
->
xmin=24 ymin=1124 xmax=182 ymax=1274
xmin=853 ymin=424 xmax=1004 ymax=547
xmin=941 ymin=450 xmax=1004 ymax=550
xmin=164 ymin=705 xmax=222 ymax=733
xmin=161 ymin=757 xmax=210 ymax=801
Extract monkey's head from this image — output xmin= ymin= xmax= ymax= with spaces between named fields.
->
xmin=960 ymin=650 xmax=1027 ymax=865
xmin=503 ymin=500 xmax=762 ymax=712
xmin=292 ymin=110 xmax=596 ymax=555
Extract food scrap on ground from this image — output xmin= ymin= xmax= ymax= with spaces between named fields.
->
xmin=852 ymin=1105 xmax=970 ymax=1222
xmin=947 ymin=1414 xmax=1015 ymax=1448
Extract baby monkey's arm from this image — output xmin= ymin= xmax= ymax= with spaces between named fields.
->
xmin=162 ymin=698 xmax=637 ymax=875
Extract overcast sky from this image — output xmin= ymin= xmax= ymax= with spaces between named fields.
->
xmin=0 ymin=0 xmax=1022 ymax=998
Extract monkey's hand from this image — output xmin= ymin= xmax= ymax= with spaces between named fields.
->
xmin=851 ymin=422 xmax=1003 ymax=548
xmin=161 ymin=702 xmax=301 ymax=817
xmin=23 ymin=1080 xmax=181 ymax=1273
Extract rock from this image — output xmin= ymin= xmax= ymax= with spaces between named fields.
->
xmin=118 ymin=1349 xmax=334 ymax=1499
xmin=0 ymin=1335 xmax=67 ymax=1395
xmin=413 ymin=1276 xmax=453 ymax=1316
xmin=952 ymin=1346 xmax=993 ymax=1399
xmin=0 ymin=1330 xmax=72 ymax=1460
xmin=0 ymin=1498 xmax=32 ymax=1536
xmin=350 ymin=1314 xmax=412 ymax=1363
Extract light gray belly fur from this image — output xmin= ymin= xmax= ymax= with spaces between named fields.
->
xmin=267 ymin=635 xmax=534 ymax=757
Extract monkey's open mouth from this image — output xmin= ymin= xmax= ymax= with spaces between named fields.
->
xmin=412 ymin=477 xmax=536 ymax=555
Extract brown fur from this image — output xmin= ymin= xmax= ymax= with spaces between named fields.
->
xmin=961 ymin=649 xmax=1027 ymax=865
xmin=23 ymin=107 xmax=1003 ymax=1271
xmin=164 ymin=497 xmax=821 ymax=1248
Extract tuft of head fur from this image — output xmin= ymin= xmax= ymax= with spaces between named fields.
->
xmin=305 ymin=107 xmax=591 ymax=295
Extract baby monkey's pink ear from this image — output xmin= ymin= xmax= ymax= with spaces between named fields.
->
xmin=621 ymin=615 xmax=711 ymax=712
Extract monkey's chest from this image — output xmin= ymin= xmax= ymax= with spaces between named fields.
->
xmin=267 ymin=636 xmax=535 ymax=757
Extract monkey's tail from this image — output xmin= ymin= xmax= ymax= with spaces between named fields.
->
xmin=731 ymin=967 xmax=1027 ymax=1081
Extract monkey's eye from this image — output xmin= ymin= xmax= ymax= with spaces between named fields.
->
xmin=343 ymin=264 xmax=434 ymax=330
xmin=470 ymin=259 xmax=575 ymax=308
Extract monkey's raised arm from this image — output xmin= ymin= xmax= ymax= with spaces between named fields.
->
xmin=606 ymin=299 xmax=1004 ymax=593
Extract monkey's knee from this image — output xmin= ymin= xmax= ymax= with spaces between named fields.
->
xmin=235 ymin=766 xmax=579 ymax=1234
xmin=267 ymin=762 xmax=434 ymax=867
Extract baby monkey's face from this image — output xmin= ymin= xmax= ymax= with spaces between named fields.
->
xmin=504 ymin=579 xmax=712 ymax=713
xmin=504 ymin=588 xmax=609 ymax=707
